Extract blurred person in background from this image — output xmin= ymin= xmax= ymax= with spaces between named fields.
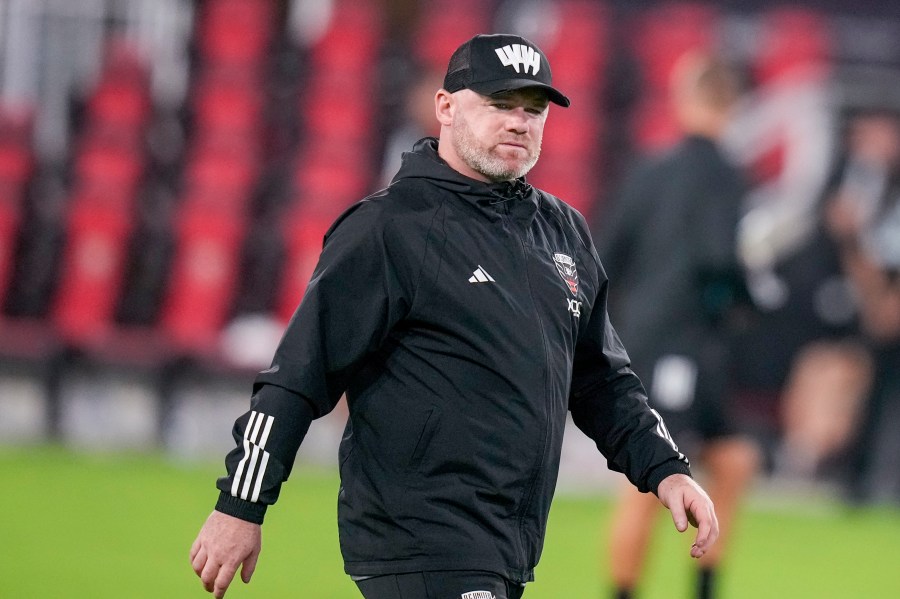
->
xmin=189 ymin=34 xmax=718 ymax=599
xmin=598 ymin=53 xmax=760 ymax=599
xmin=378 ymin=63 xmax=444 ymax=187
xmin=820 ymin=108 xmax=900 ymax=503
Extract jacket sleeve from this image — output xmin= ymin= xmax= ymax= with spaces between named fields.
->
xmin=215 ymin=199 xmax=415 ymax=523
xmin=568 ymin=258 xmax=692 ymax=495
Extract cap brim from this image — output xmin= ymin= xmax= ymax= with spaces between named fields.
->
xmin=469 ymin=79 xmax=571 ymax=107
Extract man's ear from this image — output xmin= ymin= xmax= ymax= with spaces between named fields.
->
xmin=435 ymin=89 xmax=454 ymax=126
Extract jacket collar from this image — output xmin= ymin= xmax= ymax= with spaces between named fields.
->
xmin=392 ymin=137 xmax=539 ymax=223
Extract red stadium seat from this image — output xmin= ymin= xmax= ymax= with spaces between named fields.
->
xmin=52 ymin=195 xmax=133 ymax=345
xmin=547 ymin=0 xmax=610 ymax=86
xmin=308 ymin=1 xmax=383 ymax=75
xmin=411 ymin=0 xmax=491 ymax=70
xmin=525 ymin=0 xmax=609 ymax=220
xmin=528 ymin=154 xmax=595 ymax=216
xmin=191 ymin=70 xmax=266 ymax=136
xmin=292 ymin=145 xmax=371 ymax=217
xmin=0 ymin=141 xmax=33 ymax=194
xmin=0 ymin=188 xmax=22 ymax=309
xmin=623 ymin=2 xmax=720 ymax=152
xmin=159 ymin=206 xmax=246 ymax=353
xmin=72 ymin=140 xmax=143 ymax=202
xmin=182 ymin=145 xmax=259 ymax=210
xmin=197 ymin=0 xmax=274 ymax=68
xmin=87 ymin=77 xmax=151 ymax=132
xmin=286 ymin=0 xmax=385 ymax=224
xmin=303 ymin=84 xmax=374 ymax=143
xmin=99 ymin=36 xmax=149 ymax=88
xmin=0 ymin=101 xmax=35 ymax=195
xmin=629 ymin=1 xmax=717 ymax=91
xmin=275 ymin=210 xmax=333 ymax=323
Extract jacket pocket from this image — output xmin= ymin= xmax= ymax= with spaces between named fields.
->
xmin=407 ymin=406 xmax=439 ymax=472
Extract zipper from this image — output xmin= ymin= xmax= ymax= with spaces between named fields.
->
xmin=502 ymin=211 xmax=554 ymax=576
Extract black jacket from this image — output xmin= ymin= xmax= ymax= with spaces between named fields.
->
xmin=214 ymin=138 xmax=691 ymax=583
xmin=598 ymin=135 xmax=747 ymax=365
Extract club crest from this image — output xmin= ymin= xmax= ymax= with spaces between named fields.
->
xmin=553 ymin=252 xmax=578 ymax=296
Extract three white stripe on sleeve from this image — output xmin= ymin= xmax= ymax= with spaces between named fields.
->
xmin=231 ymin=410 xmax=275 ymax=503
xmin=649 ymin=407 xmax=687 ymax=462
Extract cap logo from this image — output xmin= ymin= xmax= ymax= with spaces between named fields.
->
xmin=494 ymin=44 xmax=541 ymax=76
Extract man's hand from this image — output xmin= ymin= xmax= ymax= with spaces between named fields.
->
xmin=656 ymin=473 xmax=719 ymax=559
xmin=190 ymin=510 xmax=262 ymax=598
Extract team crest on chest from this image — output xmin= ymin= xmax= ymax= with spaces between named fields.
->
xmin=553 ymin=252 xmax=578 ymax=296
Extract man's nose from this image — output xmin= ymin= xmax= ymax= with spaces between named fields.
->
xmin=505 ymin=109 xmax=529 ymax=133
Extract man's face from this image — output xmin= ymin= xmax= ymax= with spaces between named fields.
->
xmin=449 ymin=88 xmax=549 ymax=182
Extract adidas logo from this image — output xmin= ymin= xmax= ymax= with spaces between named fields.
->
xmin=495 ymin=44 xmax=541 ymax=76
xmin=468 ymin=265 xmax=495 ymax=283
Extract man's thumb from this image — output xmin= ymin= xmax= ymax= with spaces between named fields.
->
xmin=241 ymin=550 xmax=259 ymax=583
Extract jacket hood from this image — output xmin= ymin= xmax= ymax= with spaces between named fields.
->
xmin=392 ymin=137 xmax=539 ymax=222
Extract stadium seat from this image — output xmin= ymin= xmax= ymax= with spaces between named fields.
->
xmin=526 ymin=0 xmax=609 ymax=220
xmin=0 ymin=141 xmax=34 ymax=196
xmin=159 ymin=206 xmax=246 ymax=354
xmin=0 ymin=103 xmax=34 ymax=313
xmin=0 ymin=101 xmax=35 ymax=198
xmin=411 ymin=0 xmax=491 ymax=70
xmin=291 ymin=144 xmax=371 ymax=218
xmin=190 ymin=69 xmax=265 ymax=136
xmin=182 ymin=145 xmax=259 ymax=211
xmin=275 ymin=211 xmax=334 ymax=323
xmin=627 ymin=1 xmax=718 ymax=151
xmin=86 ymin=77 xmax=151 ymax=133
xmin=52 ymin=194 xmax=133 ymax=345
xmin=308 ymin=1 xmax=383 ymax=76
xmin=547 ymin=0 xmax=610 ymax=86
xmin=196 ymin=0 xmax=274 ymax=69
xmin=529 ymin=153 xmax=595 ymax=215
xmin=303 ymin=75 xmax=375 ymax=142
xmin=286 ymin=0 xmax=384 ymax=229
xmin=0 ymin=187 xmax=22 ymax=310
xmin=72 ymin=139 xmax=143 ymax=203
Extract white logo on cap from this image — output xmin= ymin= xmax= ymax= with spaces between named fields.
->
xmin=494 ymin=44 xmax=541 ymax=76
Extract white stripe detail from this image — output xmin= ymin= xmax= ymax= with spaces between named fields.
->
xmin=232 ymin=413 xmax=276 ymax=502
xmin=249 ymin=410 xmax=265 ymax=443
xmin=259 ymin=415 xmax=274 ymax=448
xmin=241 ymin=445 xmax=261 ymax=500
xmin=251 ymin=452 xmax=270 ymax=502
xmin=650 ymin=408 xmax=685 ymax=460
xmin=246 ymin=415 xmax=275 ymax=500
xmin=231 ymin=411 xmax=258 ymax=496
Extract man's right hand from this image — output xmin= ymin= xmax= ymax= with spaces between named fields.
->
xmin=190 ymin=510 xmax=262 ymax=598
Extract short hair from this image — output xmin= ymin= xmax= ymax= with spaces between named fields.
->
xmin=674 ymin=52 xmax=741 ymax=111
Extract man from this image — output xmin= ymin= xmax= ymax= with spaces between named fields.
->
xmin=190 ymin=34 xmax=718 ymax=599
xmin=598 ymin=53 xmax=759 ymax=599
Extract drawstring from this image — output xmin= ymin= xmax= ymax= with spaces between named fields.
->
xmin=488 ymin=179 xmax=530 ymax=205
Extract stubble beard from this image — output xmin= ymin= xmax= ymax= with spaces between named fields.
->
xmin=452 ymin=114 xmax=541 ymax=182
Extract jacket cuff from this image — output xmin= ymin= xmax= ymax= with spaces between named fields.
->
xmin=647 ymin=459 xmax=693 ymax=497
xmin=215 ymin=491 xmax=268 ymax=525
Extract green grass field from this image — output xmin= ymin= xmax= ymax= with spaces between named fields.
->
xmin=2 ymin=446 xmax=899 ymax=598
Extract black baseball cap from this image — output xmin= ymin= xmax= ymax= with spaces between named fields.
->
xmin=443 ymin=34 xmax=571 ymax=108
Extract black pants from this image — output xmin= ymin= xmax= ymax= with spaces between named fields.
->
xmin=355 ymin=571 xmax=526 ymax=599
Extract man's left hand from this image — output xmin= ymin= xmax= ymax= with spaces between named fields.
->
xmin=656 ymin=473 xmax=719 ymax=558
